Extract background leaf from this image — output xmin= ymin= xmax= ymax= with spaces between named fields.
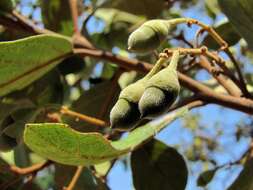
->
xmin=197 ymin=168 xmax=217 ymax=187
xmin=228 ymin=158 xmax=253 ymax=190
xmin=0 ymin=34 xmax=72 ymax=97
xmin=40 ymin=0 xmax=73 ymax=36
xmin=131 ymin=139 xmax=188 ymax=190
xmin=64 ymin=80 xmax=120 ymax=133
xmin=203 ymin=21 xmax=241 ymax=49
xmin=93 ymin=8 xmax=145 ymax=49
xmin=218 ymin=0 xmax=253 ymax=50
xmin=101 ymin=0 xmax=166 ymax=18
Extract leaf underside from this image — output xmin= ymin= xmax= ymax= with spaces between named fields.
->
xmin=0 ymin=34 xmax=72 ymax=97
xmin=24 ymin=107 xmax=187 ymax=166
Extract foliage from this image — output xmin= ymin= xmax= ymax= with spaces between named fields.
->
xmin=0 ymin=0 xmax=252 ymax=190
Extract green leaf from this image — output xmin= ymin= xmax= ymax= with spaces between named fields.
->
xmin=203 ymin=21 xmax=241 ymax=49
xmin=0 ymin=34 xmax=72 ymax=97
xmin=93 ymin=8 xmax=144 ymax=49
xmin=94 ymin=161 xmax=112 ymax=177
xmin=205 ymin=0 xmax=220 ymax=19
xmin=228 ymin=158 xmax=253 ymax=190
xmin=6 ymin=70 xmax=64 ymax=106
xmin=0 ymin=0 xmax=15 ymax=12
xmin=58 ymin=55 xmax=85 ymax=75
xmin=65 ymin=81 xmax=120 ymax=132
xmin=197 ymin=169 xmax=217 ymax=187
xmin=0 ymin=107 xmax=39 ymax=151
xmin=131 ymin=139 xmax=188 ymax=190
xmin=101 ymin=0 xmax=165 ymax=18
xmin=14 ymin=144 xmax=30 ymax=167
xmin=95 ymin=8 xmax=143 ymax=26
xmin=40 ymin=0 xmax=73 ymax=36
xmin=218 ymin=0 xmax=253 ymax=50
xmin=24 ymin=107 xmax=187 ymax=166
xmin=118 ymin=71 xmax=138 ymax=89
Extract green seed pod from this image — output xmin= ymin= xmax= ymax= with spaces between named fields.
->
xmin=110 ymin=98 xmax=140 ymax=131
xmin=139 ymin=51 xmax=180 ymax=118
xmin=110 ymin=78 xmax=146 ymax=131
xmin=128 ymin=19 xmax=171 ymax=53
xmin=110 ymin=58 xmax=169 ymax=131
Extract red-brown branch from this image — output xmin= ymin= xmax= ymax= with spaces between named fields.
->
xmin=74 ymin=48 xmax=253 ymax=115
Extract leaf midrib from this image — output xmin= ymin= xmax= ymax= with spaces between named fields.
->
xmin=0 ymin=52 xmax=73 ymax=89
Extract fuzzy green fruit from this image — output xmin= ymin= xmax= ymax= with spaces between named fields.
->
xmin=110 ymin=98 xmax=141 ymax=131
xmin=110 ymin=58 xmax=169 ymax=131
xmin=128 ymin=19 xmax=171 ymax=53
xmin=139 ymin=51 xmax=180 ymax=118
xmin=110 ymin=78 xmax=146 ymax=131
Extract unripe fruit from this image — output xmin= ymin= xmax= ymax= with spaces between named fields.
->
xmin=128 ymin=19 xmax=171 ymax=53
xmin=139 ymin=51 xmax=180 ymax=118
xmin=110 ymin=58 xmax=168 ymax=131
xmin=110 ymin=99 xmax=140 ymax=131
xmin=110 ymin=78 xmax=146 ymax=131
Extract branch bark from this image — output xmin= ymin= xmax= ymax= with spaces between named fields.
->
xmin=74 ymin=48 xmax=253 ymax=114
xmin=1 ymin=11 xmax=253 ymax=115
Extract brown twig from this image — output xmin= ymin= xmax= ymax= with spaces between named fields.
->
xmin=9 ymin=160 xmax=52 ymax=175
xmin=0 ymin=12 xmax=253 ymax=114
xmin=164 ymin=47 xmax=242 ymax=90
xmin=64 ymin=166 xmax=83 ymax=190
xmin=199 ymin=56 xmax=242 ymax=97
xmin=74 ymin=48 xmax=253 ymax=114
xmin=11 ymin=11 xmax=55 ymax=35
xmin=224 ymin=49 xmax=251 ymax=97
xmin=186 ymin=18 xmax=228 ymax=50
xmin=174 ymin=31 xmax=194 ymax=48
xmin=60 ymin=106 xmax=108 ymax=127
xmin=186 ymin=18 xmax=249 ymax=97
xmin=69 ymin=0 xmax=79 ymax=34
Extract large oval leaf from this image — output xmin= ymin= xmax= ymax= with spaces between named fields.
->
xmin=24 ymin=107 xmax=187 ymax=166
xmin=218 ymin=0 xmax=253 ymax=50
xmin=228 ymin=158 xmax=253 ymax=190
xmin=131 ymin=139 xmax=188 ymax=190
xmin=0 ymin=34 xmax=73 ymax=97
xmin=65 ymin=81 xmax=120 ymax=133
